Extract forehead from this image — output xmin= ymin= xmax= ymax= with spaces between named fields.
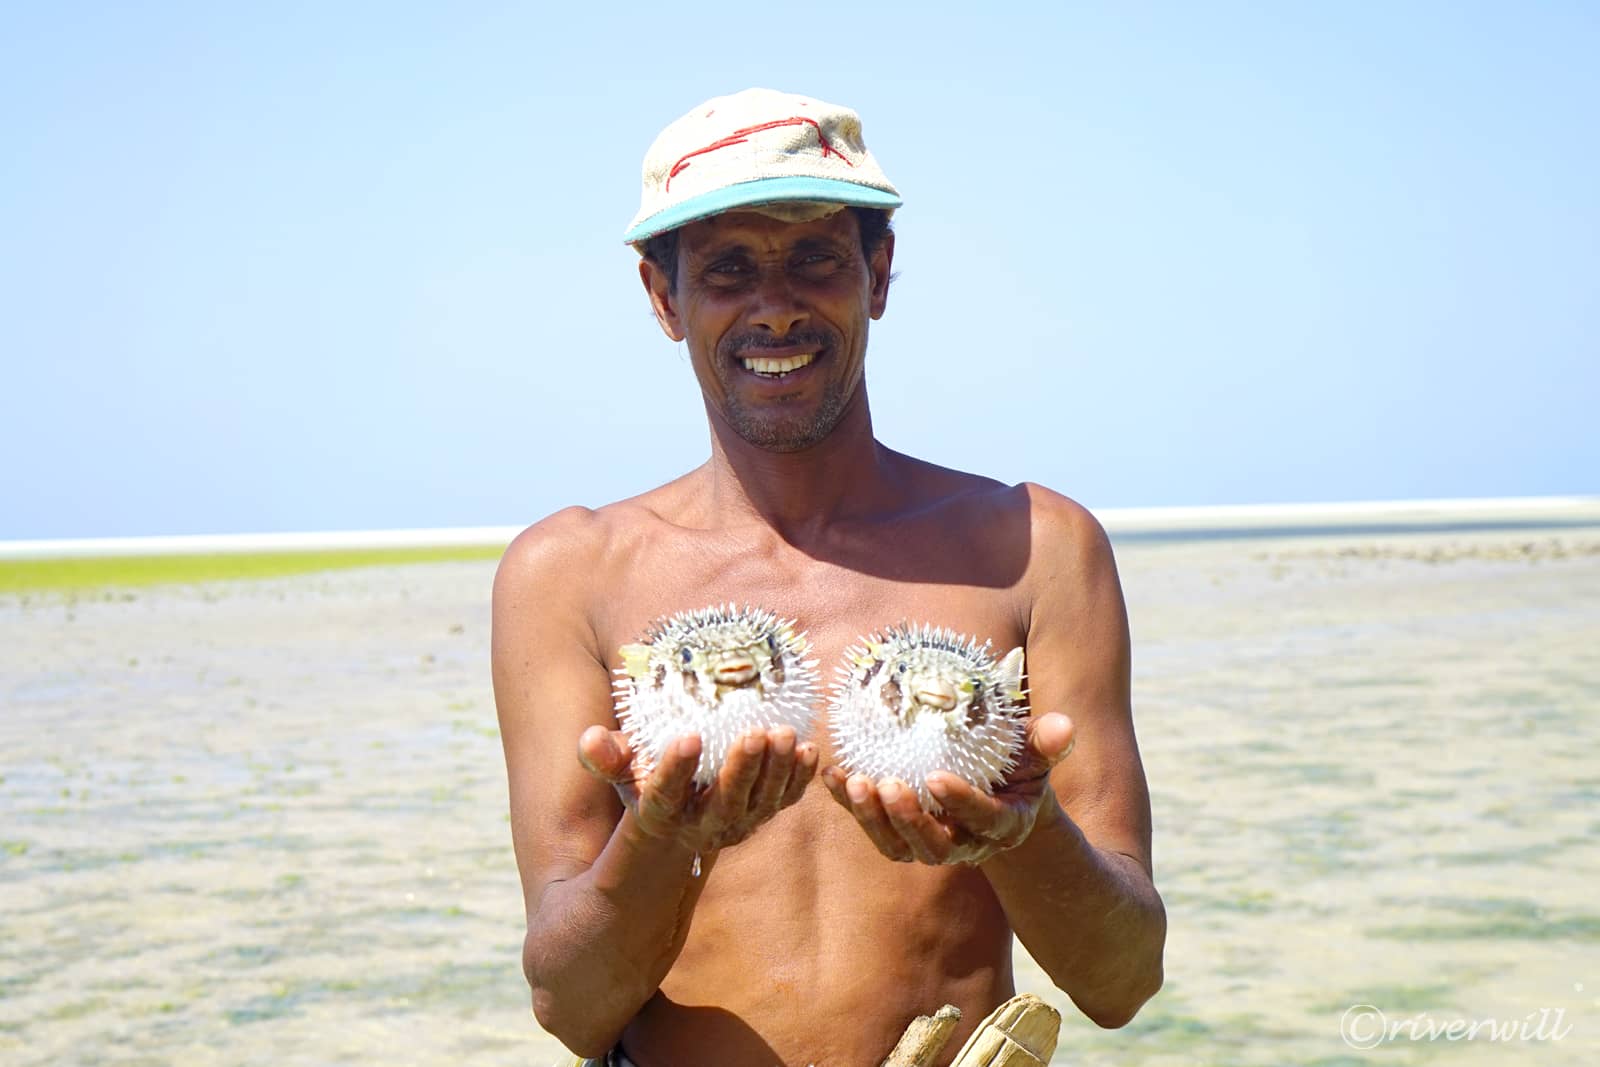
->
xmin=677 ymin=209 xmax=863 ymax=256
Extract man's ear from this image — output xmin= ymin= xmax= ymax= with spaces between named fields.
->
xmin=639 ymin=257 xmax=686 ymax=342
xmin=868 ymin=230 xmax=895 ymax=321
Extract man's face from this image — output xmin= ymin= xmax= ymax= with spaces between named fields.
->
xmin=640 ymin=209 xmax=893 ymax=453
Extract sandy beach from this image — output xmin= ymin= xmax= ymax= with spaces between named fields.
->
xmin=3 ymin=527 xmax=1597 ymax=1065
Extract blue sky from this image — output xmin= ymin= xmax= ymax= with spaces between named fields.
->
xmin=4 ymin=1 xmax=1596 ymax=539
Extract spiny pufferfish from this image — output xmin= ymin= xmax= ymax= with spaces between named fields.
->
xmin=613 ymin=604 xmax=820 ymax=786
xmin=829 ymin=624 xmax=1028 ymax=812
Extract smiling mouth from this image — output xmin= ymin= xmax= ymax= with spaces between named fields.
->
xmin=740 ymin=352 xmax=816 ymax=378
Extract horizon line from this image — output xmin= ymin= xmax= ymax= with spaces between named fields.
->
xmin=4 ymin=494 xmax=1599 ymax=561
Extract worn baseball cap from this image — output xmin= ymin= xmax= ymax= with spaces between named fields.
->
xmin=624 ymin=87 xmax=902 ymax=247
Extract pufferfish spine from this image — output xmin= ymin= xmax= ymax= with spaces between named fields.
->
xmin=828 ymin=624 xmax=1029 ymax=812
xmin=613 ymin=604 xmax=820 ymax=787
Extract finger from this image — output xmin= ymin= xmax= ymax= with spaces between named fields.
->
xmin=709 ymin=731 xmax=766 ymax=826
xmin=577 ymin=725 xmax=634 ymax=784
xmin=820 ymin=764 xmax=852 ymax=808
xmin=637 ymin=735 xmax=700 ymax=826
xmin=780 ymin=743 xmax=820 ymax=809
xmin=927 ymin=772 xmax=1020 ymax=842
xmin=1029 ymin=712 xmax=1076 ymax=763
xmin=1011 ymin=713 xmax=1076 ymax=782
xmin=846 ymin=775 xmax=915 ymax=863
xmin=984 ymin=793 xmax=1038 ymax=850
xmin=927 ymin=772 xmax=1001 ymax=825
xmin=748 ymin=726 xmax=797 ymax=817
xmin=880 ymin=780 xmax=952 ymax=864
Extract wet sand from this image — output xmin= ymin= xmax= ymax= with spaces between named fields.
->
xmin=3 ymin=530 xmax=1597 ymax=1065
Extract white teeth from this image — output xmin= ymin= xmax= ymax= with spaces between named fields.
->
xmin=741 ymin=352 xmax=816 ymax=376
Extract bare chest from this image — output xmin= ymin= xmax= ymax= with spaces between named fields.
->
xmin=589 ymin=525 xmax=1029 ymax=733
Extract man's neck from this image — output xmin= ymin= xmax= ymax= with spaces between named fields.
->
xmin=700 ymin=391 xmax=904 ymax=540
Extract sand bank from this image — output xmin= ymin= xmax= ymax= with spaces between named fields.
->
xmin=2 ymin=527 xmax=1597 ymax=1064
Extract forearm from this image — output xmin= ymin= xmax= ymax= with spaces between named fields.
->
xmin=981 ymin=798 xmax=1165 ymax=1028
xmin=525 ymin=812 xmax=712 ymax=1055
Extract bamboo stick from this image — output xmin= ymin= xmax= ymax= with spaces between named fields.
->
xmin=880 ymin=1004 xmax=962 ymax=1067
xmin=946 ymin=994 xmax=1061 ymax=1067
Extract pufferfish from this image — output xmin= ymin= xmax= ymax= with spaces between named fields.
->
xmin=614 ymin=604 xmax=820 ymax=787
xmin=828 ymin=624 xmax=1029 ymax=812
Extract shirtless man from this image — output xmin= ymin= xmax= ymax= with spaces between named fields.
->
xmin=492 ymin=89 xmax=1166 ymax=1067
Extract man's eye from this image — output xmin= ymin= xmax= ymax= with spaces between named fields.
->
xmin=792 ymin=254 xmax=842 ymax=280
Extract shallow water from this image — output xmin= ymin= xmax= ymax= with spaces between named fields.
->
xmin=2 ymin=531 xmax=1597 ymax=1065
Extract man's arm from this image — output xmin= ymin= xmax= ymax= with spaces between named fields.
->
xmin=822 ymin=488 xmax=1165 ymax=1027
xmin=493 ymin=508 xmax=698 ymax=1055
xmin=981 ymin=488 xmax=1164 ymax=1025
xmin=492 ymin=508 xmax=817 ymax=1056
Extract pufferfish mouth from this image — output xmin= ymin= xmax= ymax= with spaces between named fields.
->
xmin=712 ymin=659 xmax=759 ymax=686
xmin=912 ymin=681 xmax=959 ymax=711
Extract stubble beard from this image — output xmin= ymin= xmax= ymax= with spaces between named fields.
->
xmin=721 ymin=379 xmax=849 ymax=453
xmin=713 ymin=327 xmax=854 ymax=453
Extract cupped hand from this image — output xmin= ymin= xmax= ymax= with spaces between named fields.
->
xmin=578 ymin=724 xmax=818 ymax=853
xmin=821 ymin=711 xmax=1076 ymax=866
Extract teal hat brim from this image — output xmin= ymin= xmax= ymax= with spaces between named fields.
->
xmin=624 ymin=176 xmax=902 ymax=245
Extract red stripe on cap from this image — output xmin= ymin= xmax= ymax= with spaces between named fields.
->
xmin=666 ymin=117 xmax=853 ymax=191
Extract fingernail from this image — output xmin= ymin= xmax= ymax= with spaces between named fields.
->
xmin=847 ymin=779 xmax=868 ymax=803
xmin=880 ymin=781 xmax=902 ymax=803
xmin=743 ymin=734 xmax=763 ymax=755
xmin=928 ymin=777 xmax=950 ymax=799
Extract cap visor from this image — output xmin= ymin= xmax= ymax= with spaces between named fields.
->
xmin=624 ymin=176 xmax=902 ymax=244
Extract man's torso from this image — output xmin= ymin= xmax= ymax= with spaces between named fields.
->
xmin=573 ymin=463 xmax=1048 ymax=1065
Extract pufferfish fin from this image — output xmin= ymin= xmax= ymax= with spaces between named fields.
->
xmin=618 ymin=643 xmax=654 ymax=680
xmin=997 ymin=646 xmax=1026 ymax=701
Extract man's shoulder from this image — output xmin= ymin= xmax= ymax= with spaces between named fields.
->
xmin=926 ymin=470 xmax=1115 ymax=578
xmin=496 ymin=467 xmax=705 ymax=589
xmin=494 ymin=496 xmax=664 ymax=596
xmin=1008 ymin=481 xmax=1116 ymax=575
xmin=492 ymin=508 xmax=597 ymax=621
xmin=1004 ymin=483 xmax=1124 ymax=635
xmin=898 ymin=453 xmax=1108 ymax=550
xmin=1015 ymin=482 xmax=1109 ymax=542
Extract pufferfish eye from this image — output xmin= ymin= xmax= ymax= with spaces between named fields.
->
xmin=679 ymin=647 xmax=693 ymax=666
xmin=767 ymin=633 xmax=779 ymax=654
xmin=896 ymin=661 xmax=908 ymax=675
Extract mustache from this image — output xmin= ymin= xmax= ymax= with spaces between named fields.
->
xmin=719 ymin=327 xmax=837 ymax=359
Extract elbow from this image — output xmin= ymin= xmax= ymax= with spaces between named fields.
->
xmin=1068 ymin=893 xmax=1167 ymax=1029
xmin=524 ymin=935 xmax=629 ymax=1058
xmin=1078 ymin=960 xmax=1163 ymax=1029
xmin=531 ymin=985 xmax=622 ymax=1059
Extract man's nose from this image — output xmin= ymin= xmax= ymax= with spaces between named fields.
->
xmin=748 ymin=273 xmax=809 ymax=336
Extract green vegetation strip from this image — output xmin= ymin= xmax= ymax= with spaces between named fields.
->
xmin=0 ymin=546 xmax=505 ymax=594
